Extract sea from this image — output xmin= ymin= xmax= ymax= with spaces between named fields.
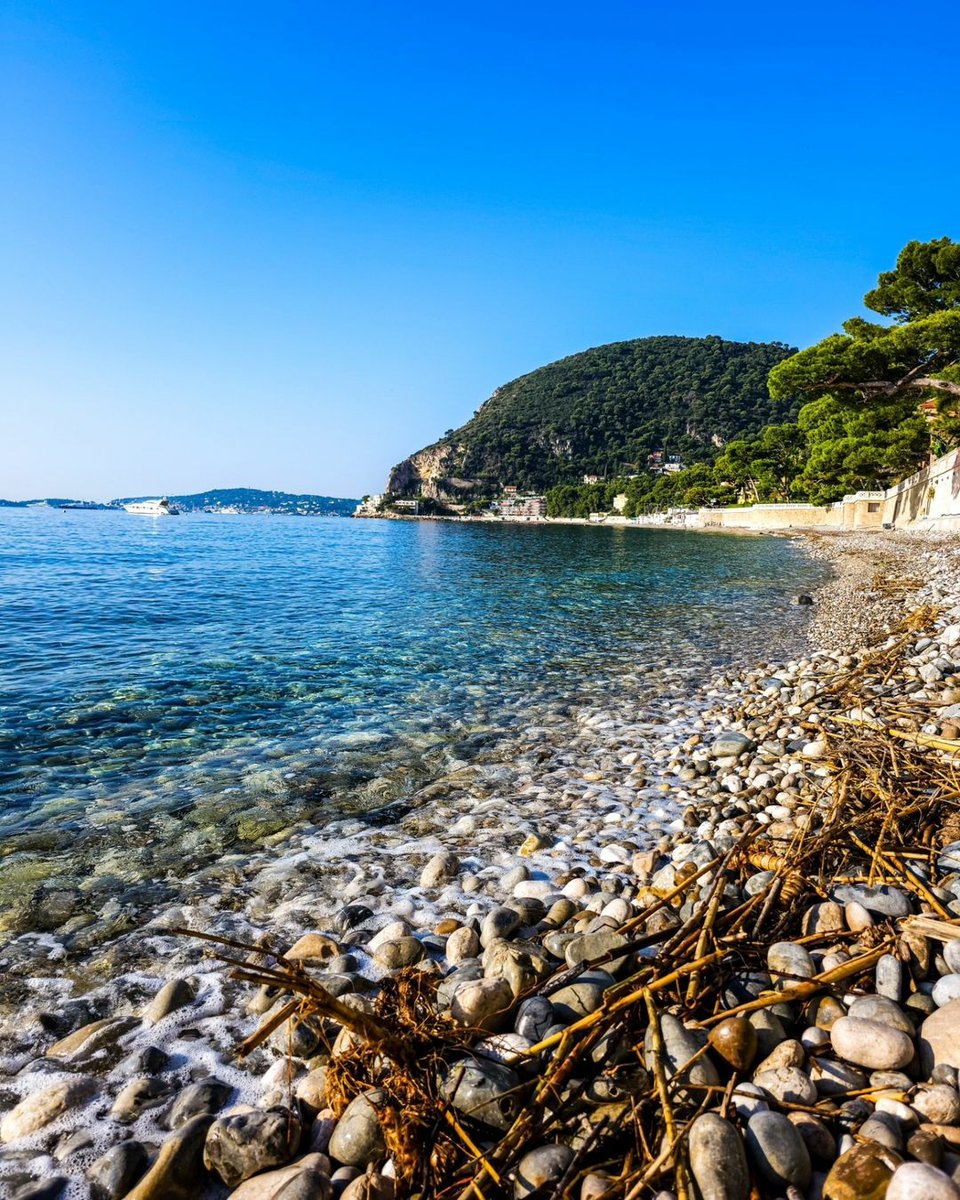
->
xmin=0 ymin=507 xmax=827 ymax=941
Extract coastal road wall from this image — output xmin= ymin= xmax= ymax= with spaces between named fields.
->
xmin=695 ymin=447 xmax=960 ymax=534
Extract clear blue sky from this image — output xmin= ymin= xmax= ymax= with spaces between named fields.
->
xmin=2 ymin=1 xmax=958 ymax=500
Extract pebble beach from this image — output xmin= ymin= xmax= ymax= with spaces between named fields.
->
xmin=4 ymin=528 xmax=960 ymax=1200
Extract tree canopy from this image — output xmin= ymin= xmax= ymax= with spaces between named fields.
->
xmin=769 ymin=238 xmax=960 ymax=417
xmin=548 ymin=239 xmax=959 ymax=518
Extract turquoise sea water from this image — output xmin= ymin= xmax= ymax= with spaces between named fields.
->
xmin=0 ymin=508 xmax=825 ymax=930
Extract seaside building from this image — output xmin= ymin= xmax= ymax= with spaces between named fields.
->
xmin=648 ymin=451 xmax=684 ymax=475
xmin=354 ymin=495 xmax=383 ymax=516
xmin=500 ymin=494 xmax=547 ymax=519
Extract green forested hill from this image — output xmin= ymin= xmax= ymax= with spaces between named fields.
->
xmin=387 ymin=335 xmax=798 ymax=497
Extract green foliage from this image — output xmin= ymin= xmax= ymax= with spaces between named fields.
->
xmin=769 ymin=238 xmax=960 ymax=440
xmin=864 ymin=238 xmax=960 ymax=320
xmin=395 ymin=336 xmax=797 ymax=495
xmin=402 ymin=238 xmax=960 ymax=519
xmin=795 ymin=395 xmax=929 ymax=503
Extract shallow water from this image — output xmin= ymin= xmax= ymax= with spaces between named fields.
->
xmin=0 ymin=509 xmax=825 ymax=933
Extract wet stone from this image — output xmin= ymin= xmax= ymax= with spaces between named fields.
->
xmin=124 ymin=1113 xmax=214 ymax=1200
xmin=372 ymin=936 xmax=424 ymax=970
xmin=225 ymin=1152 xmax=333 ymax=1200
xmin=420 ymin=851 xmax=460 ymax=889
xmin=204 ymin=1105 xmax=301 ymax=1186
xmin=111 ymin=1076 xmax=174 ymax=1121
xmin=328 ymin=1091 xmax=386 ymax=1168
xmin=284 ymin=933 xmax=339 ymax=965
xmin=451 ymin=977 xmax=514 ymax=1030
xmin=11 ymin=1178 xmax=68 ymax=1200
xmin=143 ymin=977 xmax=194 ymax=1025
xmin=1 ymin=1077 xmax=96 ymax=1142
xmin=514 ymin=997 xmax=555 ymax=1043
xmin=165 ymin=1078 xmax=232 ymax=1129
xmin=118 ymin=1045 xmax=170 ymax=1076
xmin=54 ymin=1129 xmax=95 ymax=1162
xmin=334 ymin=905 xmax=374 ymax=934
xmin=46 ymin=1016 xmax=137 ymax=1061
xmin=439 ymin=1057 xmax=522 ymax=1131
xmin=481 ymin=907 xmax=522 ymax=947
xmin=273 ymin=1012 xmax=324 ymax=1056
xmin=87 ymin=1141 xmax=150 ymax=1200
xmin=550 ymin=972 xmax=614 ymax=1024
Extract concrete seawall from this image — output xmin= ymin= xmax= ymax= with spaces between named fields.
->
xmin=683 ymin=447 xmax=960 ymax=534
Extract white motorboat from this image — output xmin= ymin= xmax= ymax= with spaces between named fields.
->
xmin=123 ymin=497 xmax=181 ymax=517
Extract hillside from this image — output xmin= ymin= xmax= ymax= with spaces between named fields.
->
xmin=114 ymin=489 xmax=358 ymax=515
xmin=387 ymin=335 xmax=798 ymax=498
xmin=1 ymin=490 xmax=358 ymax=515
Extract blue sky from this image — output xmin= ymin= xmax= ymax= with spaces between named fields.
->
xmin=2 ymin=1 xmax=958 ymax=500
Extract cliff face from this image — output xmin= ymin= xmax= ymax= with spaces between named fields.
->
xmin=385 ymin=336 xmax=798 ymax=497
xmin=386 ymin=443 xmax=467 ymax=500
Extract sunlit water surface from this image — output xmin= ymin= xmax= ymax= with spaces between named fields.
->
xmin=0 ymin=508 xmax=826 ymax=929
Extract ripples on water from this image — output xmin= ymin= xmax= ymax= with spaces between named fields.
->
xmin=0 ymin=508 xmax=826 ymax=926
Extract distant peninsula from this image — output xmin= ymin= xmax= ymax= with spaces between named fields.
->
xmin=0 ymin=488 xmax=359 ymax=516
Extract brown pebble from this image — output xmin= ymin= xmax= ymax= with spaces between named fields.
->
xmin=907 ymin=1129 xmax=944 ymax=1167
xmin=707 ymin=1017 xmax=757 ymax=1072
xmin=435 ymin=919 xmax=460 ymax=936
xmin=822 ymin=1142 xmax=902 ymax=1200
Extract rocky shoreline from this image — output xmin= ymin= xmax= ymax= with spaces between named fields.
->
xmin=3 ymin=529 xmax=960 ymax=1200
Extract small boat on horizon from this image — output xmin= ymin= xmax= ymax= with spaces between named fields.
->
xmin=123 ymin=497 xmax=181 ymax=517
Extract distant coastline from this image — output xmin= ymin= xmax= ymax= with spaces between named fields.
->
xmin=0 ymin=487 xmax=359 ymax=517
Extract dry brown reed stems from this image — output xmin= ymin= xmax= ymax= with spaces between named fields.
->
xmin=184 ymin=604 xmax=960 ymax=1198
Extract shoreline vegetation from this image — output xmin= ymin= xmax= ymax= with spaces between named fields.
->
xmin=380 ymin=239 xmax=960 ymax=523
xmin=5 ymin=529 xmax=960 ymax=1200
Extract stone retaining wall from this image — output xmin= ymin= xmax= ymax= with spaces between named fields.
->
xmin=695 ymin=447 xmax=960 ymax=533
